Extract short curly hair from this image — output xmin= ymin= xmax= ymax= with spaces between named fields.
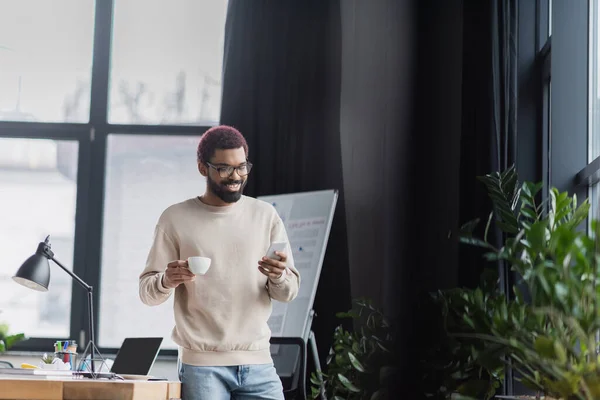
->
xmin=197 ymin=125 xmax=249 ymax=164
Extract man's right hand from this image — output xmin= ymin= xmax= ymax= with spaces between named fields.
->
xmin=162 ymin=260 xmax=196 ymax=289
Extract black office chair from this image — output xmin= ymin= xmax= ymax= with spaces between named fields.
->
xmin=0 ymin=361 xmax=14 ymax=368
xmin=270 ymin=337 xmax=307 ymax=400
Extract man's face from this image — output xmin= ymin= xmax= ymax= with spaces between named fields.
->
xmin=201 ymin=147 xmax=249 ymax=204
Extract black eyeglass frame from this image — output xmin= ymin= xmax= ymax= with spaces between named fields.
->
xmin=206 ymin=161 xmax=253 ymax=178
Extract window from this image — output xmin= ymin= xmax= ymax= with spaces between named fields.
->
xmin=543 ymin=54 xmax=551 ymax=206
xmin=0 ymin=0 xmax=228 ymax=354
xmin=99 ymin=134 xmax=204 ymax=349
xmin=0 ymin=138 xmax=78 ymax=338
xmin=109 ymin=0 xmax=227 ymax=125
xmin=539 ymin=0 xmax=552 ymax=206
xmin=549 ymin=0 xmax=552 ymax=36
xmin=0 ymin=0 xmax=95 ymax=123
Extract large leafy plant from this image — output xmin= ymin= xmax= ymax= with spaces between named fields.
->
xmin=310 ymin=298 xmax=398 ymax=400
xmin=452 ymin=165 xmax=600 ymax=400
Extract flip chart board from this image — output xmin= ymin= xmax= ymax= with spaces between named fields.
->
xmin=258 ymin=189 xmax=338 ymax=340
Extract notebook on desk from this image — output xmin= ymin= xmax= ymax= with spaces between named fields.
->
xmin=0 ymin=368 xmax=74 ymax=378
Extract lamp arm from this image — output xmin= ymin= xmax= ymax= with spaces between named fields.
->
xmin=38 ymin=236 xmax=91 ymax=292
xmin=45 ymin=255 xmax=92 ymax=292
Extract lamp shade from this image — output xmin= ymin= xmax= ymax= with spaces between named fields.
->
xmin=12 ymin=253 xmax=50 ymax=292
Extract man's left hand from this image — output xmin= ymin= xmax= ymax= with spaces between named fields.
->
xmin=258 ymin=251 xmax=287 ymax=280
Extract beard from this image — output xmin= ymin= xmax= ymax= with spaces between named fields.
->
xmin=207 ymin=174 xmax=247 ymax=204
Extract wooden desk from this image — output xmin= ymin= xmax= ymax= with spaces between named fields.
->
xmin=0 ymin=376 xmax=181 ymax=400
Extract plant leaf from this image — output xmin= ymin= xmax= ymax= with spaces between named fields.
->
xmin=460 ymin=218 xmax=481 ymax=235
xmin=371 ymin=389 xmax=385 ymax=400
xmin=347 ymin=352 xmax=366 ymax=372
xmin=310 ymin=372 xmax=322 ymax=386
xmin=459 ymin=236 xmax=495 ymax=249
xmin=337 ymin=373 xmax=361 ymax=393
xmin=4 ymin=333 xmax=25 ymax=350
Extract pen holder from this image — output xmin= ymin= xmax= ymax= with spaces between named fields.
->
xmin=54 ymin=340 xmax=77 ymax=354
xmin=54 ymin=351 xmax=77 ymax=371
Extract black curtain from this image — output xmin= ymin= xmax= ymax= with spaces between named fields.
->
xmin=458 ymin=0 xmax=495 ymax=291
xmin=490 ymin=0 xmax=519 ymax=297
xmin=407 ymin=0 xmax=519 ymax=397
xmin=458 ymin=0 xmax=519 ymax=395
xmin=220 ymin=0 xmax=352 ymax=378
xmin=458 ymin=0 xmax=518 ymax=288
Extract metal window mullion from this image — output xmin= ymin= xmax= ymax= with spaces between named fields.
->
xmin=0 ymin=123 xmax=91 ymax=139
xmin=106 ymin=124 xmax=212 ymax=136
xmin=78 ymin=0 xmax=113 ymax=349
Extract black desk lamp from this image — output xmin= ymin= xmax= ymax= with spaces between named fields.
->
xmin=12 ymin=235 xmax=101 ymax=375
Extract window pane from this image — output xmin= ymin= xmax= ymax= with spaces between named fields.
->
xmin=590 ymin=0 xmax=600 ymax=221
xmin=109 ymin=0 xmax=229 ymax=125
xmin=0 ymin=1 xmax=95 ymax=122
xmin=0 ymin=138 xmax=78 ymax=338
xmin=548 ymin=0 xmax=552 ymax=36
xmin=591 ymin=0 xmax=600 ymax=160
xmin=548 ymin=82 xmax=552 ymax=187
xmin=99 ymin=134 xmax=205 ymax=348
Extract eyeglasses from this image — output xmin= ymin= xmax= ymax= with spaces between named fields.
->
xmin=206 ymin=161 xmax=253 ymax=178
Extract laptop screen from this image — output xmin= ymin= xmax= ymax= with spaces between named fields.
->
xmin=110 ymin=337 xmax=163 ymax=376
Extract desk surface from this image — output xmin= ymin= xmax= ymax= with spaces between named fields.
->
xmin=0 ymin=376 xmax=181 ymax=400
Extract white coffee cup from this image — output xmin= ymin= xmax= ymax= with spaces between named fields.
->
xmin=187 ymin=256 xmax=211 ymax=275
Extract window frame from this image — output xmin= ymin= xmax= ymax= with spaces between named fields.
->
xmin=0 ymin=0 xmax=215 ymax=357
xmin=539 ymin=36 xmax=551 ymax=208
xmin=577 ymin=0 xmax=600 ymax=189
xmin=513 ymin=0 xmax=590 ymax=394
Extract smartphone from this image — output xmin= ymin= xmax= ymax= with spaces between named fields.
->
xmin=265 ymin=241 xmax=287 ymax=260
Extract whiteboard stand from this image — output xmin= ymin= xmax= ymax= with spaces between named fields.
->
xmin=309 ymin=330 xmax=326 ymax=400
xmin=304 ymin=310 xmax=326 ymax=400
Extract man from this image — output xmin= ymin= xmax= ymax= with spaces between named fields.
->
xmin=139 ymin=125 xmax=300 ymax=400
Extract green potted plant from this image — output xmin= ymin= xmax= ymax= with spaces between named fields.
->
xmin=420 ymin=268 xmax=505 ymax=400
xmin=310 ymin=298 xmax=398 ymax=400
xmin=443 ymin=165 xmax=600 ymax=399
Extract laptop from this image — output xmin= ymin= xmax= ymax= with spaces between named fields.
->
xmin=109 ymin=337 xmax=164 ymax=377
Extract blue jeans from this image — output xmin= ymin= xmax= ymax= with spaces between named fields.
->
xmin=178 ymin=362 xmax=284 ymax=400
